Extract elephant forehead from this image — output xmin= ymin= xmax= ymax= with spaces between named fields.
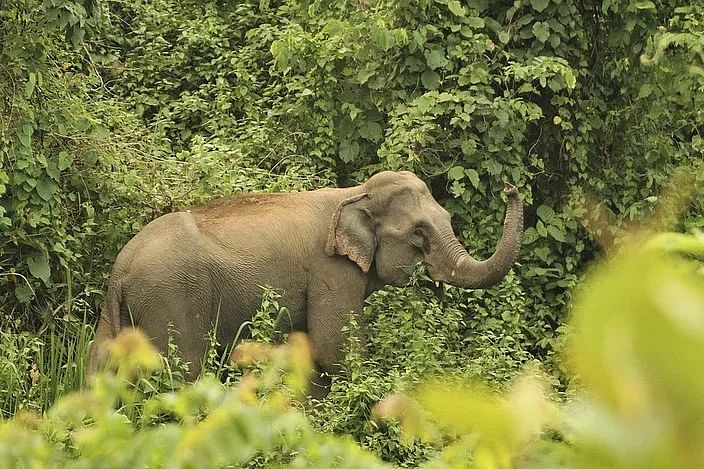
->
xmin=368 ymin=170 xmax=428 ymax=191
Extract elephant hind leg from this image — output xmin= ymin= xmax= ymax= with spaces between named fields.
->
xmin=136 ymin=298 xmax=211 ymax=380
xmin=87 ymin=312 xmax=113 ymax=376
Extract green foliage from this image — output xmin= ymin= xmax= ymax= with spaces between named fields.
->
xmin=3 ymin=0 xmax=703 ymax=362
xmin=3 ymin=232 xmax=704 ymax=467
xmin=250 ymin=286 xmax=290 ymax=343
xmin=0 ymin=329 xmax=387 ymax=468
xmin=1 ymin=0 xmax=107 ymax=309
xmin=1 ymin=0 xmax=704 ymax=466
xmin=0 ymin=305 xmax=93 ymax=418
xmin=371 ymin=232 xmax=704 ymax=468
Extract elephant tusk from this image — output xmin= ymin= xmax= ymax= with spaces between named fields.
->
xmin=450 ymin=270 xmax=455 ymax=277
xmin=434 ymin=281 xmax=441 ymax=288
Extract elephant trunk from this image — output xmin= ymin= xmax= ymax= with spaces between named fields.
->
xmin=430 ymin=186 xmax=523 ymax=289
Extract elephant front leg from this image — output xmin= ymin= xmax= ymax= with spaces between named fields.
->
xmin=306 ymin=280 xmax=367 ymax=398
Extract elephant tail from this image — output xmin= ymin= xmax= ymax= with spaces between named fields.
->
xmin=87 ymin=280 xmax=123 ymax=375
xmin=105 ymin=279 xmax=124 ymax=338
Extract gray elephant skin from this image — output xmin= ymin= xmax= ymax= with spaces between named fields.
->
xmin=88 ymin=171 xmax=523 ymax=393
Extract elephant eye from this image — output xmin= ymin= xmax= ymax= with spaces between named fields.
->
xmin=411 ymin=228 xmax=426 ymax=249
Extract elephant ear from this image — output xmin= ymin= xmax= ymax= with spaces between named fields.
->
xmin=325 ymin=193 xmax=375 ymax=273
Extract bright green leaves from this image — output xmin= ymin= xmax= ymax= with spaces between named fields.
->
xmin=634 ymin=0 xmax=656 ymax=10
xmin=374 ymin=369 xmax=557 ymax=468
xmin=447 ymin=165 xmax=465 ymax=181
xmin=373 ymin=234 xmax=704 ymax=467
xmin=567 ymin=244 xmax=704 ymax=465
xmin=18 ymin=123 xmax=33 ymax=148
xmin=0 ymin=329 xmax=386 ymax=468
xmin=447 ymin=0 xmax=466 ymax=17
xmin=524 ymin=204 xmax=570 ymax=245
xmin=446 ymin=161 xmax=484 ymax=199
xmin=356 ymin=66 xmax=376 ymax=85
xmin=358 ymin=120 xmax=383 ymax=143
xmin=57 ymin=151 xmax=72 ymax=171
xmin=506 ymin=56 xmax=577 ymax=91
xmin=1 ymin=0 xmax=115 ymax=306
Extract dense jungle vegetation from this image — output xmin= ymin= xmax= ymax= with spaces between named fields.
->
xmin=1 ymin=0 xmax=703 ymax=466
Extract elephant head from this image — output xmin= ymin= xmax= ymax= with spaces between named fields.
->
xmin=326 ymin=171 xmax=523 ymax=289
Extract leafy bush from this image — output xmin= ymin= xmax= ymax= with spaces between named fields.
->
xmin=0 ymin=329 xmax=387 ymax=468
xmin=371 ymin=231 xmax=704 ymax=468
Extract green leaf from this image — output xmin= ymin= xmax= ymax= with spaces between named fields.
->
xmin=421 ymin=70 xmax=441 ymax=90
xmin=359 ymin=121 xmax=383 ymax=142
xmin=448 ymin=166 xmax=466 ymax=181
xmin=498 ymin=30 xmax=510 ymax=44
xmin=465 ymin=169 xmax=480 ymax=188
xmin=357 ymin=66 xmax=375 ymax=84
xmin=46 ymin=162 xmax=60 ymax=181
xmin=536 ymin=220 xmax=548 ymax=236
xmin=466 ymin=17 xmax=484 ymax=28
xmin=547 ymin=225 xmax=566 ymax=242
xmin=36 ymin=179 xmax=58 ymax=200
xmin=24 ymin=72 xmax=36 ymax=98
xmin=461 ymin=138 xmax=477 ymax=155
xmin=530 ymin=0 xmax=550 ymax=12
xmin=58 ymin=151 xmax=72 ymax=170
xmin=425 ymin=49 xmax=447 ymax=70
xmin=523 ymin=227 xmax=539 ymax=244
xmin=339 ymin=140 xmax=360 ymax=162
xmin=124 ymin=172 xmax=138 ymax=187
xmin=536 ymin=205 xmax=555 ymax=222
xmin=634 ymin=1 xmax=655 ymax=9
xmin=19 ymin=132 xmax=31 ymax=147
xmin=638 ymin=83 xmax=653 ymax=98
xmin=27 ymin=254 xmax=51 ymax=285
xmin=15 ymin=284 xmax=35 ymax=303
xmin=534 ymin=246 xmax=551 ymax=262
xmin=448 ymin=0 xmax=466 ymax=17
xmin=532 ymin=22 xmax=550 ymax=43
xmin=564 ymin=69 xmax=576 ymax=89
xmin=415 ymin=95 xmax=436 ymax=114
xmin=75 ymin=118 xmax=91 ymax=131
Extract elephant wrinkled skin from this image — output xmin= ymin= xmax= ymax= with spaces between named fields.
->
xmin=88 ymin=171 xmax=523 ymax=395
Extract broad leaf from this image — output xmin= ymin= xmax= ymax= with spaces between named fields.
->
xmin=27 ymin=254 xmax=51 ymax=285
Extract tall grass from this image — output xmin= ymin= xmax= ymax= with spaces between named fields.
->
xmin=0 ymin=300 xmax=94 ymax=417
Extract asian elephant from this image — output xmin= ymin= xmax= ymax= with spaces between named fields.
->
xmin=88 ymin=171 xmax=523 ymax=394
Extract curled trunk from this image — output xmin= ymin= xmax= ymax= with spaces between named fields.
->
xmin=432 ymin=186 xmax=523 ymax=289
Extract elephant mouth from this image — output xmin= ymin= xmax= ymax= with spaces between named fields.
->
xmin=429 ymin=280 xmax=445 ymax=296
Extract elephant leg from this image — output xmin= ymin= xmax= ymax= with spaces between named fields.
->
xmin=136 ymin=298 xmax=212 ymax=379
xmin=306 ymin=281 xmax=367 ymax=398
xmin=87 ymin=311 xmax=113 ymax=375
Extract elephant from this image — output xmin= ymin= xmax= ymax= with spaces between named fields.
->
xmin=88 ymin=170 xmax=523 ymax=395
